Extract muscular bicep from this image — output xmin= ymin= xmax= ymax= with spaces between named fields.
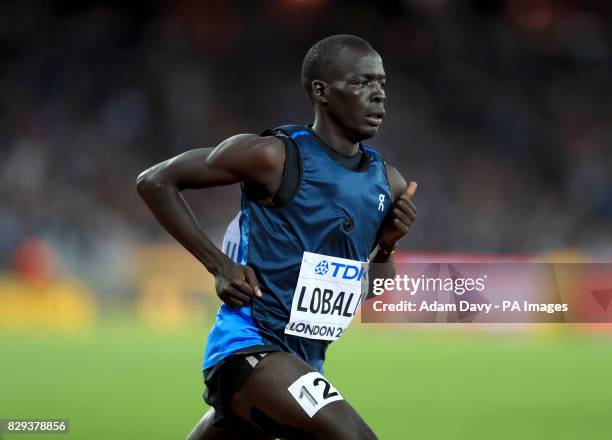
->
xmin=156 ymin=148 xmax=233 ymax=190
xmin=139 ymin=134 xmax=285 ymax=191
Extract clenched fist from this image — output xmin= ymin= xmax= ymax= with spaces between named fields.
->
xmin=214 ymin=257 xmax=262 ymax=308
xmin=379 ymin=181 xmax=417 ymax=252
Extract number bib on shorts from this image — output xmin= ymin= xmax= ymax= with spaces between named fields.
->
xmin=284 ymin=252 xmax=367 ymax=341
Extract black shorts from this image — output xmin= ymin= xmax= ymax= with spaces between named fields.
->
xmin=203 ymin=345 xmax=277 ymax=426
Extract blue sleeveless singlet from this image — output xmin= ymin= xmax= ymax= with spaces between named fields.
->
xmin=203 ymin=125 xmax=392 ymax=373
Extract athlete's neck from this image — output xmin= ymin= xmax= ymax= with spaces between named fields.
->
xmin=311 ymin=119 xmax=360 ymax=157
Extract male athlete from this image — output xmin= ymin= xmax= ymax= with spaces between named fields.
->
xmin=137 ymin=35 xmax=417 ymax=439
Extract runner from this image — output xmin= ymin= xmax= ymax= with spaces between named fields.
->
xmin=137 ymin=34 xmax=417 ymax=439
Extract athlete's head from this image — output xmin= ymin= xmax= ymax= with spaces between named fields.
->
xmin=302 ymin=34 xmax=386 ymax=141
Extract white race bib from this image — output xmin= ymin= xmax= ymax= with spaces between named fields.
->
xmin=284 ymin=252 xmax=367 ymax=341
xmin=287 ymin=372 xmax=344 ymax=417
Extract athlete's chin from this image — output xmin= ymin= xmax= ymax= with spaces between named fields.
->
xmin=358 ymin=124 xmax=381 ymax=140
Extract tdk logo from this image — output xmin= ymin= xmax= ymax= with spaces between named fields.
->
xmin=315 ymin=260 xmax=366 ymax=281
xmin=314 ymin=260 xmax=329 ymax=275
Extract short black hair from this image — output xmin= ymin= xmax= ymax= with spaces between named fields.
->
xmin=301 ymin=34 xmax=375 ymax=101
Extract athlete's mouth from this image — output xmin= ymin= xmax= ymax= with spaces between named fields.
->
xmin=365 ymin=112 xmax=385 ymax=127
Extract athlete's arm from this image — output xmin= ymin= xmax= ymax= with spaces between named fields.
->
xmin=136 ymin=134 xmax=285 ymax=307
xmin=376 ymin=164 xmax=417 ymax=257
xmin=367 ymin=165 xmax=417 ymax=295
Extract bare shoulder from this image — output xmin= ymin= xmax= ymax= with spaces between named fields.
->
xmin=208 ymin=133 xmax=285 ymax=177
xmin=209 ymin=134 xmax=284 ymax=163
xmin=385 ymin=163 xmax=408 ymax=202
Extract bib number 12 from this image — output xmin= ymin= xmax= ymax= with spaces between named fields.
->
xmin=288 ymin=372 xmax=344 ymax=417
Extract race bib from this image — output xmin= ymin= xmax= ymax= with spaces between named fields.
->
xmin=288 ymin=372 xmax=344 ymax=417
xmin=284 ymin=252 xmax=368 ymax=341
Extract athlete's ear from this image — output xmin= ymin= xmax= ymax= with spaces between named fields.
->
xmin=311 ymin=80 xmax=328 ymax=104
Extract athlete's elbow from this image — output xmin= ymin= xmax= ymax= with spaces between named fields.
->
xmin=136 ymin=166 xmax=165 ymax=198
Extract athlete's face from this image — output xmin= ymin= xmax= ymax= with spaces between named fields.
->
xmin=321 ymin=47 xmax=386 ymax=141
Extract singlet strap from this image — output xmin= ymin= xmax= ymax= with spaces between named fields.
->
xmin=259 ymin=128 xmax=302 ymax=207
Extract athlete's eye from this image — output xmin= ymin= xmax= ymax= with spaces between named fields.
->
xmin=359 ymin=80 xmax=369 ymax=87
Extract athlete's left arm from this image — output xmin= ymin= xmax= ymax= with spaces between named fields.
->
xmin=367 ymin=165 xmax=417 ymax=295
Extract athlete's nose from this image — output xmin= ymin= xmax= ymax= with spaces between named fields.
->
xmin=371 ymin=85 xmax=386 ymax=103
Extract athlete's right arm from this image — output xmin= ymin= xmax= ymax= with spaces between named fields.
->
xmin=136 ymin=134 xmax=285 ymax=307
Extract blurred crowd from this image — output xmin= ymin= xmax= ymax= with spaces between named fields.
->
xmin=1 ymin=0 xmax=611 ymax=290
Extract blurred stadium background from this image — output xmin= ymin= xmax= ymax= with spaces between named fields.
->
xmin=1 ymin=0 xmax=611 ymax=439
